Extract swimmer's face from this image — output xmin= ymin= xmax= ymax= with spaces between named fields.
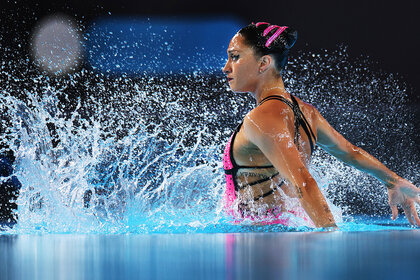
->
xmin=223 ymin=34 xmax=260 ymax=93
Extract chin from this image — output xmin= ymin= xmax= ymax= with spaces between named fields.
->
xmin=229 ymin=83 xmax=250 ymax=94
xmin=229 ymin=86 xmax=244 ymax=93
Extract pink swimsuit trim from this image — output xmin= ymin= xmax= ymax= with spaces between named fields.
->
xmin=223 ymin=134 xmax=236 ymax=216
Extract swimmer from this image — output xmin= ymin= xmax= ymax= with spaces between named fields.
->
xmin=222 ymin=22 xmax=420 ymax=228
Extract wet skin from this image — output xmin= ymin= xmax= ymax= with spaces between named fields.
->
xmin=222 ymin=33 xmax=420 ymax=228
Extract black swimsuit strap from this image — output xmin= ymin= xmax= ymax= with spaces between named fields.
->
xmin=230 ymin=122 xmax=274 ymax=169
xmin=253 ymin=181 xmax=284 ymax=201
xmin=290 ymin=95 xmax=317 ymax=143
xmin=226 ymin=93 xmax=316 ymax=194
xmin=258 ymin=94 xmax=294 ymax=108
xmin=237 ymin=172 xmax=280 ymax=189
xmin=258 ymin=95 xmax=316 ymax=154
xmin=225 ymin=122 xmax=277 ymax=191
xmin=238 ymin=181 xmax=285 ymax=207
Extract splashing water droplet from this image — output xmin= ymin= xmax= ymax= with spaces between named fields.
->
xmin=0 ymin=24 xmax=418 ymax=234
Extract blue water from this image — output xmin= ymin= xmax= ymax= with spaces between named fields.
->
xmin=1 ymin=229 xmax=419 ymax=280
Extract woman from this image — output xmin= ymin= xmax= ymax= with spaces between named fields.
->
xmin=222 ymin=22 xmax=420 ymax=228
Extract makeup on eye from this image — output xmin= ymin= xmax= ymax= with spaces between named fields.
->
xmin=227 ymin=50 xmax=240 ymax=61
xmin=230 ymin=54 xmax=239 ymax=61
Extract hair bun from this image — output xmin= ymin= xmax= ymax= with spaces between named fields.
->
xmin=238 ymin=22 xmax=298 ymax=71
xmin=284 ymin=29 xmax=298 ymax=50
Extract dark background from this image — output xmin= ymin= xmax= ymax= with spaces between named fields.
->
xmin=2 ymin=0 xmax=419 ymax=103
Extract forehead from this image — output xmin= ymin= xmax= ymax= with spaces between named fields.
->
xmin=227 ymin=33 xmax=249 ymax=52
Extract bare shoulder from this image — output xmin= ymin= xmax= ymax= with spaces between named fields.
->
xmin=248 ymin=98 xmax=292 ymax=122
xmin=292 ymin=95 xmax=319 ymax=118
xmin=243 ymin=99 xmax=293 ymax=137
xmin=292 ymin=95 xmax=326 ymax=132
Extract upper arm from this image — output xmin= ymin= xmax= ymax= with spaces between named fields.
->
xmin=243 ymin=105 xmax=337 ymax=227
xmin=242 ymin=107 xmax=315 ymax=188
xmin=315 ymin=109 xmax=360 ymax=160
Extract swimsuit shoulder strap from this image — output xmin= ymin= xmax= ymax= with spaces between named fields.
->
xmin=289 ymin=95 xmax=317 ymax=142
xmin=258 ymin=95 xmax=294 ymax=109
xmin=258 ymin=94 xmax=316 ymax=154
xmin=289 ymin=95 xmax=316 ymax=153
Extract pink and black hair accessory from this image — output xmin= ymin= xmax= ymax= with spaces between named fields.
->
xmin=254 ymin=22 xmax=288 ymax=47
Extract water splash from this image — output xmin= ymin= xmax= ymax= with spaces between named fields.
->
xmin=0 ymin=42 xmax=418 ymax=233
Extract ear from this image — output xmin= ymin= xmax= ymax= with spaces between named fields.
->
xmin=259 ymin=55 xmax=273 ymax=73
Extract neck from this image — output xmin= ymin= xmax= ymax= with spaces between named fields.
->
xmin=253 ymin=75 xmax=288 ymax=104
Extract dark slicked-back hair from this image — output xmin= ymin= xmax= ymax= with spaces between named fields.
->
xmin=238 ymin=22 xmax=298 ymax=72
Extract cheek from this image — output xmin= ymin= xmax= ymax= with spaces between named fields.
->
xmin=242 ymin=66 xmax=258 ymax=81
xmin=235 ymin=63 xmax=252 ymax=77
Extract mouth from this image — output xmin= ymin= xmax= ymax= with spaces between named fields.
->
xmin=227 ymin=77 xmax=233 ymax=82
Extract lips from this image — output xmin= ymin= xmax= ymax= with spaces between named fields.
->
xmin=227 ymin=77 xmax=233 ymax=82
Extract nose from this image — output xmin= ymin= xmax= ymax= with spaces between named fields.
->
xmin=222 ymin=60 xmax=231 ymax=74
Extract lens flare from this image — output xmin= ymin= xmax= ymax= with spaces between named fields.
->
xmin=31 ymin=14 xmax=82 ymax=75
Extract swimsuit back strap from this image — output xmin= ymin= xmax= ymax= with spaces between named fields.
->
xmin=259 ymin=95 xmax=316 ymax=154
xmin=244 ymin=172 xmax=280 ymax=188
xmin=290 ymin=95 xmax=317 ymax=142
xmin=289 ymin=96 xmax=315 ymax=153
xmin=258 ymin=95 xmax=294 ymax=108
xmin=258 ymin=95 xmax=299 ymax=144
xmin=253 ymin=181 xmax=284 ymax=201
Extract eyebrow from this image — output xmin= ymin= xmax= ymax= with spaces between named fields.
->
xmin=227 ymin=49 xmax=239 ymax=54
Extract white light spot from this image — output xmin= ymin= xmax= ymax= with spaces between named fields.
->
xmin=31 ymin=14 xmax=82 ymax=75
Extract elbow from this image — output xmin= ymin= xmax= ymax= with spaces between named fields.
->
xmin=346 ymin=145 xmax=364 ymax=165
xmin=330 ymin=142 xmax=364 ymax=165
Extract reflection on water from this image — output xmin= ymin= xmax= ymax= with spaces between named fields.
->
xmin=0 ymin=234 xmax=227 ymax=280
xmin=226 ymin=231 xmax=420 ymax=280
xmin=0 ymin=231 xmax=419 ymax=280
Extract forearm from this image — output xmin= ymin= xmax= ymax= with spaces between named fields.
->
xmin=297 ymin=177 xmax=337 ymax=228
xmin=317 ymin=113 xmax=402 ymax=189
xmin=340 ymin=146 xmax=400 ymax=188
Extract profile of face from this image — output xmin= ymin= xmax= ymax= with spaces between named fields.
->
xmin=222 ymin=34 xmax=261 ymax=93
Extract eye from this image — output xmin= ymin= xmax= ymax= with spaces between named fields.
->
xmin=230 ymin=54 xmax=239 ymax=61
